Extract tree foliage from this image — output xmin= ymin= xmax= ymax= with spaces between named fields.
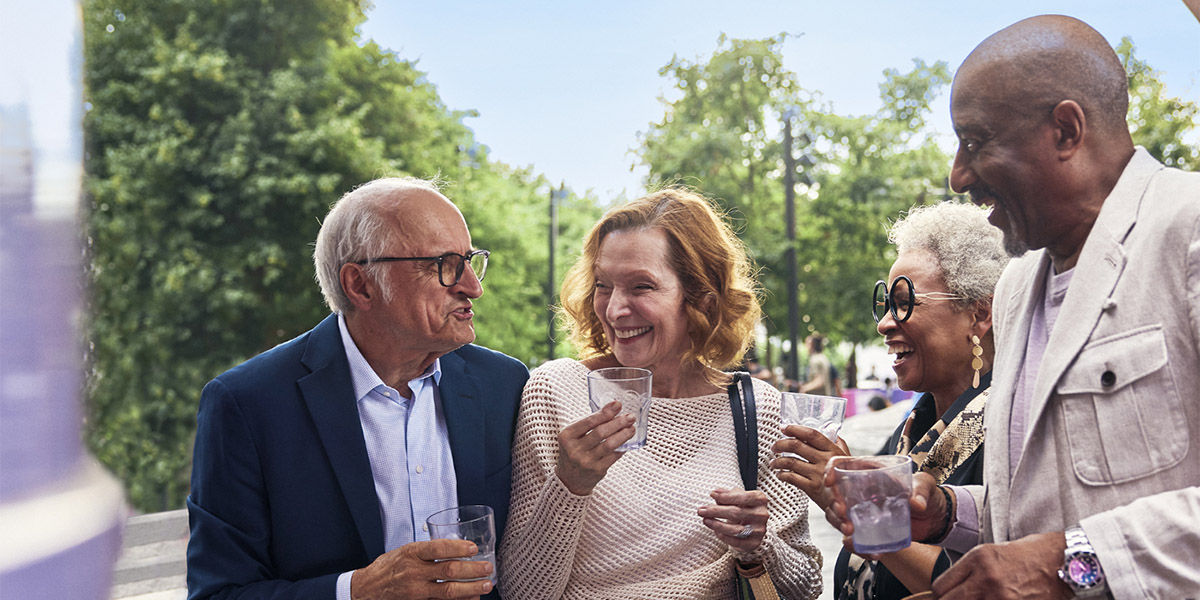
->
xmin=1118 ymin=37 xmax=1200 ymax=170
xmin=82 ymin=0 xmax=590 ymax=510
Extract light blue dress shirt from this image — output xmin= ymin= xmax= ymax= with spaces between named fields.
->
xmin=335 ymin=314 xmax=458 ymax=599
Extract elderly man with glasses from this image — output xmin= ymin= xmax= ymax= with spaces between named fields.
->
xmin=186 ymin=177 xmax=528 ymax=600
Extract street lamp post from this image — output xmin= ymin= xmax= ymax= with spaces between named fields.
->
xmin=782 ymin=109 xmax=801 ymax=384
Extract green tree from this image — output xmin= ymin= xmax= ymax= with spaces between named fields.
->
xmin=82 ymin=0 xmax=588 ymax=510
xmin=796 ymin=59 xmax=954 ymax=348
xmin=1118 ymin=37 xmax=1200 ymax=170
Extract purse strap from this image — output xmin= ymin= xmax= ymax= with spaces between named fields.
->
xmin=727 ymin=372 xmax=758 ymax=491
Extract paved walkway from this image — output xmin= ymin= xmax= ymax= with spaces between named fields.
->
xmin=807 ymin=399 xmax=911 ymax=600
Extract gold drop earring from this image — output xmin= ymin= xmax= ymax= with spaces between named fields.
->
xmin=970 ymin=335 xmax=983 ymax=388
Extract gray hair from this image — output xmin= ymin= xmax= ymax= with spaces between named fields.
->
xmin=313 ymin=177 xmax=444 ymax=313
xmin=888 ymin=202 xmax=1009 ymax=305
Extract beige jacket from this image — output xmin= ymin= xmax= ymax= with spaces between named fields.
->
xmin=974 ymin=149 xmax=1200 ymax=598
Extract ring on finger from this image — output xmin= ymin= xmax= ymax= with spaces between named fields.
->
xmin=734 ymin=524 xmax=754 ymax=539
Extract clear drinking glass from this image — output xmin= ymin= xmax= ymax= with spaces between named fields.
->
xmin=425 ymin=505 xmax=497 ymax=585
xmin=832 ymin=455 xmax=914 ymax=554
xmin=587 ymin=367 xmax=653 ymax=451
xmin=779 ymin=392 xmax=847 ymax=441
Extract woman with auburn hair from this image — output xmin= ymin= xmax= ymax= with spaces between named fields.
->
xmin=499 ymin=189 xmax=822 ymax=599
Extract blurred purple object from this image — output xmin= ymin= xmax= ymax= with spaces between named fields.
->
xmin=0 ymin=1 xmax=126 ymax=597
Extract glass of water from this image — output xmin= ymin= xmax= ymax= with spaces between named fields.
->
xmin=832 ymin=455 xmax=914 ymax=554
xmin=780 ymin=392 xmax=847 ymax=442
xmin=425 ymin=505 xmax=497 ymax=585
xmin=587 ymin=367 xmax=653 ymax=451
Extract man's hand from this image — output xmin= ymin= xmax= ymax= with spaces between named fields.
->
xmin=351 ymin=539 xmax=492 ymax=600
xmin=769 ymin=424 xmax=848 ymax=511
xmin=555 ymin=401 xmax=635 ymax=495
xmin=930 ymin=532 xmax=1070 ymax=599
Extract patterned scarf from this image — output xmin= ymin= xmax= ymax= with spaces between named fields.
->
xmin=839 ymin=382 xmax=989 ymax=600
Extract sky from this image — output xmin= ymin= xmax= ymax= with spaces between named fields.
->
xmin=361 ymin=0 xmax=1200 ymax=200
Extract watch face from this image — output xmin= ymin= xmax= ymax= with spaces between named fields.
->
xmin=1067 ymin=554 xmax=1103 ymax=586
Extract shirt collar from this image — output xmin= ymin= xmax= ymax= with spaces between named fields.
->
xmin=337 ymin=313 xmax=441 ymax=401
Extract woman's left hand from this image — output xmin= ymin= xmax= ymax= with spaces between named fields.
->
xmin=698 ymin=489 xmax=769 ymax=552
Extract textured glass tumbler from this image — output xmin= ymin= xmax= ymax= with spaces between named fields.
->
xmin=425 ymin=505 xmax=497 ymax=585
xmin=587 ymin=367 xmax=653 ymax=451
xmin=833 ymin=455 xmax=914 ymax=554
xmin=779 ymin=392 xmax=847 ymax=441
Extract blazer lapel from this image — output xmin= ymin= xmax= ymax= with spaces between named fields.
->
xmin=438 ymin=350 xmax=487 ymax=507
xmin=299 ymin=315 xmax=385 ymax=558
xmin=985 ymin=252 xmax=1046 ymax=542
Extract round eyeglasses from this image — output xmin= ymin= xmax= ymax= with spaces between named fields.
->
xmin=872 ymin=275 xmax=967 ymax=323
xmin=355 ymin=249 xmax=489 ymax=287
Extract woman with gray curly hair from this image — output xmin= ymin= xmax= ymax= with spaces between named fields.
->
xmin=773 ymin=201 xmax=1009 ymax=600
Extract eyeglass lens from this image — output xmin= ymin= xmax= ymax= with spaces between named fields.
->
xmin=872 ymin=276 xmax=914 ymax=323
xmin=440 ymin=252 xmax=488 ymax=286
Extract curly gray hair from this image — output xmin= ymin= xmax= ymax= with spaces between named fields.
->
xmin=313 ymin=177 xmax=444 ymax=313
xmin=888 ymin=202 xmax=1009 ymax=305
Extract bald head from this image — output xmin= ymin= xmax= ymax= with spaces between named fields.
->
xmin=954 ymin=15 xmax=1130 ymax=140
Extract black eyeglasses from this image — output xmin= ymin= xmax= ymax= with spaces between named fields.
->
xmin=872 ymin=275 xmax=967 ymax=323
xmin=355 ymin=250 xmax=489 ymax=287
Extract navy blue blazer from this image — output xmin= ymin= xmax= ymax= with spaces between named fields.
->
xmin=186 ymin=314 xmax=528 ymax=599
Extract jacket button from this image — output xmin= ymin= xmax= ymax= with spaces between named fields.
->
xmin=1100 ymin=370 xmax=1116 ymax=387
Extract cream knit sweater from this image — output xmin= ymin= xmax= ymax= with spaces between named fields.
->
xmin=498 ymin=359 xmax=822 ymax=599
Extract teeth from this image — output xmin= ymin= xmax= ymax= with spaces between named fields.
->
xmin=615 ymin=326 xmax=651 ymax=339
xmin=887 ymin=344 xmax=913 ymax=355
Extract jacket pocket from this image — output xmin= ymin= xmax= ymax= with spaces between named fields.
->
xmin=1057 ymin=325 xmax=1189 ymax=484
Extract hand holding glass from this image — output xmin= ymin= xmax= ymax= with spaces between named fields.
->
xmin=832 ymin=455 xmax=914 ymax=554
xmin=425 ymin=505 xmax=497 ymax=585
xmin=587 ymin=367 xmax=653 ymax=451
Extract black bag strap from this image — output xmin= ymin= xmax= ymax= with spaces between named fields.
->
xmin=727 ymin=372 xmax=758 ymax=491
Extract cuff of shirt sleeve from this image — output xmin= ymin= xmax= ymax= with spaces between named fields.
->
xmin=337 ymin=570 xmax=354 ymax=600
xmin=940 ymin=485 xmax=981 ymax=555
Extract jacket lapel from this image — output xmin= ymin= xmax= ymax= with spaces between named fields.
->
xmin=437 ymin=350 xmax=487 ymax=507
xmin=298 ymin=314 xmax=385 ymax=558
xmin=984 ymin=252 xmax=1046 ymax=542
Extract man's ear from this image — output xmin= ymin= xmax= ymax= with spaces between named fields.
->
xmin=340 ymin=263 xmax=375 ymax=312
xmin=1051 ymin=100 xmax=1086 ymax=159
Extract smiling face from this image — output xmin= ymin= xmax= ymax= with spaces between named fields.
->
xmin=592 ymin=227 xmax=693 ymax=381
xmin=948 ymin=60 xmax=1077 ymax=258
xmin=877 ymin=248 xmax=976 ymax=400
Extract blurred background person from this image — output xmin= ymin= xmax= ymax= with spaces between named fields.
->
xmin=772 ymin=202 xmax=1008 ymax=599
xmin=499 ymin=189 xmax=822 ymax=599
xmin=799 ymin=334 xmax=835 ymax=396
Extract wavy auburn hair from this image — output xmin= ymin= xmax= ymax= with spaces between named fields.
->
xmin=559 ymin=188 xmax=761 ymax=376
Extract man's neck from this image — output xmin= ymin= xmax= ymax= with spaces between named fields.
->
xmin=344 ymin=316 xmax=440 ymax=394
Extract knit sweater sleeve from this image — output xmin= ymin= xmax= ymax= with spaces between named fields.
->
xmin=733 ymin=380 xmax=824 ymax=600
xmin=497 ymin=359 xmax=592 ymax=600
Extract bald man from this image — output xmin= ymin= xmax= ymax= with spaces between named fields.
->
xmin=186 ymin=178 xmax=529 ymax=600
xmin=825 ymin=15 xmax=1200 ymax=599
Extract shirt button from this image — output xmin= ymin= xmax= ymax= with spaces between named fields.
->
xmin=415 ymin=465 xmax=424 ymax=474
xmin=422 ymin=523 xmax=428 ymax=532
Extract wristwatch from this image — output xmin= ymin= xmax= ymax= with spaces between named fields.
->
xmin=1058 ymin=526 xmax=1108 ymax=598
